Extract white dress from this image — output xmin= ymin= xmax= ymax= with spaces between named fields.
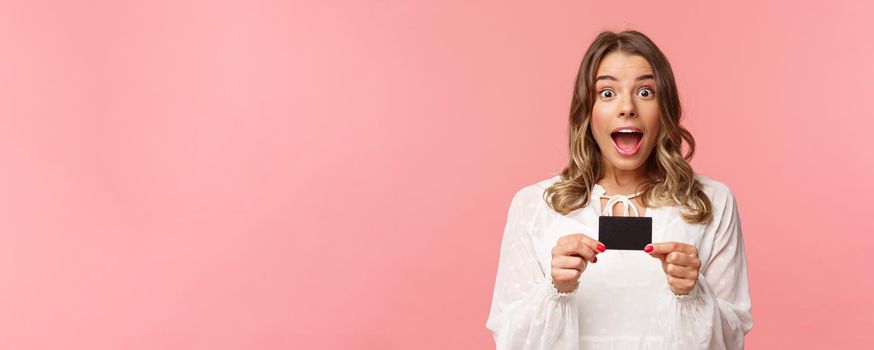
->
xmin=485 ymin=174 xmax=753 ymax=349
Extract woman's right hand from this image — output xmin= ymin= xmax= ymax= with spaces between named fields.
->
xmin=551 ymin=233 xmax=606 ymax=293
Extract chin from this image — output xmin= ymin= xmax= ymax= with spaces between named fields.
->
xmin=606 ymin=157 xmax=647 ymax=171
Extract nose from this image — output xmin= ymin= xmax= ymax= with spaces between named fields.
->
xmin=619 ymin=95 xmax=637 ymax=118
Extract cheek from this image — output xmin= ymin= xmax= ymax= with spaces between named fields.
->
xmin=639 ymin=107 xmax=660 ymax=141
xmin=646 ymin=118 xmax=660 ymax=140
xmin=590 ymin=103 xmax=611 ymax=140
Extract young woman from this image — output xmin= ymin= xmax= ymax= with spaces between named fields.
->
xmin=485 ymin=31 xmax=753 ymax=349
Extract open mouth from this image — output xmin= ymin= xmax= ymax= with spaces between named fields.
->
xmin=610 ymin=129 xmax=643 ymax=156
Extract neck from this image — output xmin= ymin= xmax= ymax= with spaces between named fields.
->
xmin=598 ymin=162 xmax=648 ymax=194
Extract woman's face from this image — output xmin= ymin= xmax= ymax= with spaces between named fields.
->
xmin=590 ymin=51 xmax=661 ymax=172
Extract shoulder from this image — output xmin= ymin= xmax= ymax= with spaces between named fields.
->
xmin=535 ymin=174 xmax=563 ymax=190
xmin=694 ymin=173 xmax=738 ymax=215
xmin=508 ymin=174 xmax=561 ymax=207
xmin=695 ymin=173 xmax=734 ymax=199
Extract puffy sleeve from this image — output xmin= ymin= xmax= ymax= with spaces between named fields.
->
xmin=657 ymin=185 xmax=754 ymax=349
xmin=485 ymin=185 xmax=580 ymax=350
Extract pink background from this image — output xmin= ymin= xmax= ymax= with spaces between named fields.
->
xmin=1 ymin=0 xmax=872 ymax=349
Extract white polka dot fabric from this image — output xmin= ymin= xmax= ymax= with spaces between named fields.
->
xmin=485 ymin=174 xmax=753 ymax=349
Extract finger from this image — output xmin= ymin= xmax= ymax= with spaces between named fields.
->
xmin=576 ymin=234 xmax=607 ymax=253
xmin=552 ymin=236 xmax=598 ymax=262
xmin=553 ymin=255 xmax=586 ymax=271
xmin=648 ymin=250 xmax=668 ymax=262
xmin=645 ymin=244 xmax=668 ymax=261
xmin=552 ymin=267 xmax=582 ymax=281
xmin=572 ymin=244 xmax=597 ymax=262
xmin=647 ymin=242 xmax=698 ymax=257
xmin=552 ymin=238 xmax=578 ymax=257
xmin=665 ymin=251 xmax=700 ymax=268
xmin=667 ymin=275 xmax=696 ymax=293
xmin=666 ymin=263 xmax=698 ymax=279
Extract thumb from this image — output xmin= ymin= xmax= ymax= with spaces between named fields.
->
xmin=644 ymin=244 xmax=668 ymax=261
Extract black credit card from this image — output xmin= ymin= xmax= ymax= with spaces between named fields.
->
xmin=598 ymin=216 xmax=652 ymax=250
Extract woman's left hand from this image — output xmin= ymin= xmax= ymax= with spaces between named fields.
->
xmin=645 ymin=242 xmax=701 ymax=295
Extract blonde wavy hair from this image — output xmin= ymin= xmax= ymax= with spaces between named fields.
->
xmin=544 ymin=30 xmax=712 ymax=224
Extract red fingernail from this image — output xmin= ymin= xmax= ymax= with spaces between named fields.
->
xmin=592 ymin=256 xmax=598 ymax=263
xmin=644 ymin=245 xmax=653 ymax=253
xmin=597 ymin=243 xmax=606 ymax=252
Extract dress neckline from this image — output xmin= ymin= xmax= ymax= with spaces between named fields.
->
xmin=592 ymin=184 xmax=649 ymax=217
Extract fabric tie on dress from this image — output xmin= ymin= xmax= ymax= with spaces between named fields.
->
xmin=601 ymin=191 xmax=644 ymax=217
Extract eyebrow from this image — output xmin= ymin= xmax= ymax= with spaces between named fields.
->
xmin=595 ymin=74 xmax=655 ymax=82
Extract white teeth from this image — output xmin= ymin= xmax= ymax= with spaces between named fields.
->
xmin=616 ymin=129 xmax=640 ymax=134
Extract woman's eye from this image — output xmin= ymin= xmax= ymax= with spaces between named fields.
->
xmin=637 ymin=88 xmax=655 ymax=98
xmin=599 ymin=90 xmax=615 ymax=98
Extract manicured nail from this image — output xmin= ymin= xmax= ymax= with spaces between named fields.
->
xmin=592 ymin=256 xmax=598 ymax=263
xmin=597 ymin=243 xmax=606 ymax=252
xmin=644 ymin=244 xmax=653 ymax=253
